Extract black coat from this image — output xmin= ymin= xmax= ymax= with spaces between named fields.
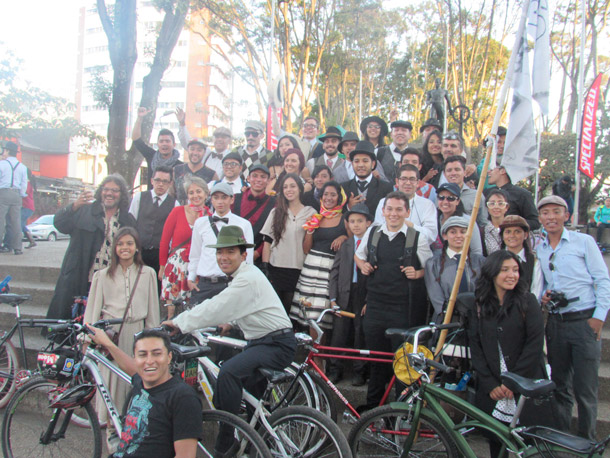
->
xmin=342 ymin=177 xmax=393 ymax=215
xmin=46 ymin=202 xmax=136 ymax=320
xmin=468 ymin=293 xmax=552 ymax=426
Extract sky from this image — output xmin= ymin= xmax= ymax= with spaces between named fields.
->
xmin=1 ymin=1 xmax=82 ymax=100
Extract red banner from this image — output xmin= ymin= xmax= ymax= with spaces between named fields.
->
xmin=266 ymin=105 xmax=283 ymax=151
xmin=579 ymin=73 xmax=603 ymax=179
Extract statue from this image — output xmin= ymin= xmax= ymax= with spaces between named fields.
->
xmin=425 ymin=78 xmax=452 ymax=128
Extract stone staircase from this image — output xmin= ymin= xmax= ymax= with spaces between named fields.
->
xmin=1 ymin=240 xmax=609 ymax=442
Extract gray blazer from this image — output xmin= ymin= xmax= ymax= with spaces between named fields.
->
xmin=328 ymin=237 xmax=356 ymax=310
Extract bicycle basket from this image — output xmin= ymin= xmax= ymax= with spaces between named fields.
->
xmin=393 ymin=343 xmax=433 ymax=385
xmin=49 ymin=383 xmax=96 ymax=409
xmin=37 ymin=348 xmax=80 ymax=381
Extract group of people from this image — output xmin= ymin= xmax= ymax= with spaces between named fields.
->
xmin=38 ymin=111 xmax=609 ymax=456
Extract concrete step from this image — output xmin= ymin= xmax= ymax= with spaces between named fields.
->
xmin=600 ymin=362 xmax=610 ymax=403
xmin=602 ymin=328 xmax=610 ymax=361
xmin=0 ymin=264 xmax=61 ymax=285
xmin=5 ymin=281 xmax=56 ymax=311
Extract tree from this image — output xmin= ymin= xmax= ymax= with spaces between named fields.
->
xmin=97 ymin=0 xmax=189 ymax=187
xmin=0 ymin=48 xmax=101 ymax=145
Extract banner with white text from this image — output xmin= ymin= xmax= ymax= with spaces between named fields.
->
xmin=578 ymin=73 xmax=603 ymax=179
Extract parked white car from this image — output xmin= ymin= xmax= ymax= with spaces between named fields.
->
xmin=26 ymin=215 xmax=69 ymax=241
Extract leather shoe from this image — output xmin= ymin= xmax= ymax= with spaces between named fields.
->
xmin=352 ymin=373 xmax=366 ymax=386
xmin=328 ymin=371 xmax=343 ymax=384
xmin=13 ymin=249 xmax=23 ymax=255
xmin=0 ymin=247 xmax=10 ymax=253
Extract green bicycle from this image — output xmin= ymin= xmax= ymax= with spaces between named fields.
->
xmin=348 ymin=322 xmax=610 ymax=458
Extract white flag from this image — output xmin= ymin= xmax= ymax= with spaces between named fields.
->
xmin=528 ymin=0 xmax=550 ymax=116
xmin=502 ymin=34 xmax=538 ymax=183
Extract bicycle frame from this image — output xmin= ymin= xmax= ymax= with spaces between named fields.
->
xmin=82 ymin=347 xmax=132 ymax=434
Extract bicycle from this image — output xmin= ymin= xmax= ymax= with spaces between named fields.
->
xmin=283 ymin=300 xmax=468 ymax=425
xmin=0 ymin=291 xmax=68 ymax=407
xmin=1 ymin=320 xmax=272 ymax=458
xmin=347 ymin=322 xmax=610 ymax=458
xmin=172 ymin=327 xmax=353 ymax=457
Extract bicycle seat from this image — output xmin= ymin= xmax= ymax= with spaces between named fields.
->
xmin=258 ymin=368 xmax=292 ymax=384
xmin=0 ymin=293 xmax=31 ymax=306
xmin=500 ymin=372 xmax=555 ymax=398
xmin=520 ymin=426 xmax=597 ymax=454
xmin=170 ymin=343 xmax=211 ymax=362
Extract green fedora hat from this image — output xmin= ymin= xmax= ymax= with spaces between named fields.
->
xmin=206 ymin=225 xmax=254 ymax=249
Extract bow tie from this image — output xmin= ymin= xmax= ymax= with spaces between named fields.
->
xmin=247 ymin=193 xmax=265 ymax=202
xmin=211 ymin=152 xmax=223 ymax=160
xmin=212 ymin=216 xmax=229 ymax=224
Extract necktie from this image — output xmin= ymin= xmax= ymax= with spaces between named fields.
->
xmin=454 ymin=254 xmax=469 ymax=293
xmin=154 ymin=196 xmax=161 ymax=207
xmin=357 ymin=180 xmax=369 ymax=193
xmin=212 ymin=216 xmax=229 ymax=224
xmin=326 ymin=158 xmax=333 ymax=168
xmin=356 ymin=239 xmax=361 ymax=249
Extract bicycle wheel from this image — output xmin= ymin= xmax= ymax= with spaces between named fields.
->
xmin=198 ymin=409 xmax=272 ymax=458
xmin=1 ymin=377 xmax=102 ymax=458
xmin=261 ymin=405 xmax=352 ymax=458
xmin=348 ymin=404 xmax=458 ymax=457
xmin=265 ymin=364 xmax=316 ymax=411
xmin=0 ymin=336 xmax=19 ymax=408
xmin=306 ymin=370 xmax=338 ymax=422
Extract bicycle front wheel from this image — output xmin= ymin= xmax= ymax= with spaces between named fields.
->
xmin=1 ymin=377 xmax=102 ymax=458
xmin=0 ymin=336 xmax=19 ymax=408
xmin=262 ymin=405 xmax=352 ymax=457
xmin=348 ymin=404 xmax=458 ymax=457
xmin=198 ymin=409 xmax=272 ymax=458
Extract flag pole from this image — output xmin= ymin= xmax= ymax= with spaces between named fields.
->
xmin=434 ymin=0 xmax=532 ymax=359
xmin=573 ymin=0 xmax=587 ymax=225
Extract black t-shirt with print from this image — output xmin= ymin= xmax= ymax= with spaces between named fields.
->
xmin=113 ymin=374 xmax=202 ymax=458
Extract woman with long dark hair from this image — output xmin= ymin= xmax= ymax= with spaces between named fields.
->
xmin=360 ymin=116 xmax=388 ymax=151
xmin=420 ymin=129 xmax=443 ymax=183
xmin=291 ymin=181 xmax=348 ymax=330
xmin=500 ymin=215 xmax=543 ymax=299
xmin=268 ymin=134 xmax=301 ymax=181
xmin=261 ymin=173 xmax=316 ymax=312
xmin=302 ymin=165 xmax=332 ymax=211
xmin=470 ymin=250 xmax=549 ymax=457
xmin=268 ymin=148 xmax=312 ymax=194
xmin=84 ymin=226 xmax=159 ymax=450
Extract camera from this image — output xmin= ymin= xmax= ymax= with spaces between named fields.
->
xmin=546 ymin=291 xmax=579 ymax=312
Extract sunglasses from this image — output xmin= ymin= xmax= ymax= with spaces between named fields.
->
xmin=438 ymin=195 xmax=459 ymax=202
xmin=549 ymin=252 xmax=555 ymax=272
xmin=244 ymin=131 xmax=260 ymax=138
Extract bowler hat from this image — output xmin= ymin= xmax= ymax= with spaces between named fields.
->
xmin=319 ymin=126 xmax=342 ymax=142
xmin=360 ymin=116 xmax=388 ymax=138
xmin=419 ymin=118 xmax=442 ymax=133
xmin=345 ymin=203 xmax=373 ymax=222
xmin=349 ymin=141 xmax=377 ymax=162
xmin=338 ymin=131 xmax=359 ymax=152
xmin=206 ymin=225 xmax=254 ymax=249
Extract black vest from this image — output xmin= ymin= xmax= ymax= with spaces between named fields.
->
xmin=366 ymin=231 xmax=428 ymax=325
xmin=137 ymin=192 xmax=175 ymax=249
xmin=232 ymin=192 xmax=276 ymax=249
xmin=520 ymin=252 xmax=536 ymax=290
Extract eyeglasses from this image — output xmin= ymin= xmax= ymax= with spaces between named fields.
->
xmin=223 ymin=161 xmax=241 ymax=168
xmin=437 ymin=195 xmax=458 ymax=202
xmin=398 ymin=177 xmax=419 ymax=183
xmin=244 ymin=131 xmax=259 ymax=138
xmin=303 ymin=123 xmax=318 ymax=129
xmin=367 ymin=124 xmax=381 ymax=130
xmin=549 ymin=252 xmax=555 ymax=272
xmin=102 ymin=187 xmax=121 ymax=194
xmin=486 ymin=201 xmax=508 ymax=208
xmin=153 ymin=178 xmax=171 ymax=185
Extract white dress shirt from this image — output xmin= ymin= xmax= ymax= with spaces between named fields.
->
xmin=356 ymin=222 xmax=433 ymax=267
xmin=211 ymin=177 xmax=244 ymax=195
xmin=202 ymin=147 xmax=232 ymax=178
xmin=0 ymin=157 xmax=28 ymax=196
xmin=188 ymin=211 xmax=254 ymax=280
xmin=517 ymin=248 xmax=544 ymax=300
xmin=128 ymin=190 xmax=178 ymax=219
xmin=374 ymin=195 xmax=438 ymax=244
xmin=174 ymin=262 xmax=292 ymax=340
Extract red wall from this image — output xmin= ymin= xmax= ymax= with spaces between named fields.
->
xmin=39 ymin=154 xmax=69 ymax=179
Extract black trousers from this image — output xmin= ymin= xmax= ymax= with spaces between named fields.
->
xmin=215 ymin=332 xmax=296 ymax=450
xmin=190 ymin=278 xmax=228 ymax=305
xmin=363 ymin=301 xmax=409 ymax=407
xmin=328 ymin=283 xmax=367 ymax=376
xmin=141 ymin=247 xmax=161 ymax=292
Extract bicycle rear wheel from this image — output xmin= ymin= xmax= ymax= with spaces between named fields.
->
xmin=1 ymin=377 xmax=102 ymax=458
xmin=348 ymin=404 xmax=458 ymax=457
xmin=198 ymin=409 xmax=272 ymax=458
xmin=0 ymin=336 xmax=19 ymax=408
xmin=304 ymin=370 xmax=338 ymax=421
xmin=261 ymin=405 xmax=352 ymax=457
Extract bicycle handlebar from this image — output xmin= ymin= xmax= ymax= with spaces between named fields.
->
xmin=46 ymin=318 xmax=123 ymax=336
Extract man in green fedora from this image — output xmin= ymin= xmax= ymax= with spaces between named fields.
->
xmin=164 ymin=225 xmax=296 ymax=455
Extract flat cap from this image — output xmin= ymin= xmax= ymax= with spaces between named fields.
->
xmin=537 ymin=195 xmax=568 ymax=210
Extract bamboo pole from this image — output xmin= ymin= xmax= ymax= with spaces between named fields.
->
xmin=434 ymin=0 xmax=532 ymax=360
